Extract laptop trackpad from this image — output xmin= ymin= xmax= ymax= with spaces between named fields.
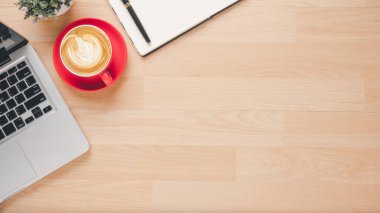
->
xmin=0 ymin=141 xmax=36 ymax=198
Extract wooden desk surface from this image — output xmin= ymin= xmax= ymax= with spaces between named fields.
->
xmin=1 ymin=0 xmax=380 ymax=212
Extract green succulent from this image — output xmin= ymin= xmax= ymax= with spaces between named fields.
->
xmin=16 ymin=0 xmax=72 ymax=22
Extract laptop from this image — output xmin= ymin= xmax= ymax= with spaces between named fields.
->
xmin=0 ymin=22 xmax=89 ymax=202
xmin=109 ymin=0 xmax=240 ymax=56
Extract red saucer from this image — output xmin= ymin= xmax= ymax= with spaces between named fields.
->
xmin=53 ymin=18 xmax=128 ymax=91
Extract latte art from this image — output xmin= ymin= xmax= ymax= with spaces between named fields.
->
xmin=60 ymin=25 xmax=112 ymax=76
xmin=66 ymin=34 xmax=103 ymax=68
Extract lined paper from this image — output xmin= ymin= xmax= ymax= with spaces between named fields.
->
xmin=108 ymin=0 xmax=239 ymax=56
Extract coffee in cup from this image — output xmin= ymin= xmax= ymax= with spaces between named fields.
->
xmin=60 ymin=25 xmax=112 ymax=78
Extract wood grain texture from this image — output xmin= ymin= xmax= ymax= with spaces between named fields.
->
xmin=1 ymin=0 xmax=380 ymax=212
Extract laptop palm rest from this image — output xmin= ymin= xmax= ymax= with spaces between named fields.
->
xmin=0 ymin=141 xmax=36 ymax=199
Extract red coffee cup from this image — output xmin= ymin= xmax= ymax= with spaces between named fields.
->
xmin=59 ymin=25 xmax=114 ymax=86
xmin=53 ymin=18 xmax=128 ymax=92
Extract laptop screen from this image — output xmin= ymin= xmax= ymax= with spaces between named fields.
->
xmin=0 ymin=22 xmax=27 ymax=55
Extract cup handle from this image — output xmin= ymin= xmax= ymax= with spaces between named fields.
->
xmin=100 ymin=70 xmax=113 ymax=86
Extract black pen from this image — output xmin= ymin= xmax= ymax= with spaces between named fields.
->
xmin=121 ymin=0 xmax=151 ymax=43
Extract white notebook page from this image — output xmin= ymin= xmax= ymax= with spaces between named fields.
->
xmin=108 ymin=0 xmax=239 ymax=56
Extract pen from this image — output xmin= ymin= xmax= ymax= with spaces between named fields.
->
xmin=121 ymin=0 xmax=151 ymax=43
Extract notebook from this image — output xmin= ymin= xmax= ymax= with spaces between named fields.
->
xmin=108 ymin=0 xmax=240 ymax=56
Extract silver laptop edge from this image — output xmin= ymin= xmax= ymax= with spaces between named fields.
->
xmin=0 ymin=24 xmax=89 ymax=202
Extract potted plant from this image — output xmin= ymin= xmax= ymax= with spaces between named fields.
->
xmin=16 ymin=0 xmax=74 ymax=22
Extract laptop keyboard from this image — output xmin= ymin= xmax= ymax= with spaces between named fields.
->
xmin=0 ymin=59 xmax=54 ymax=143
